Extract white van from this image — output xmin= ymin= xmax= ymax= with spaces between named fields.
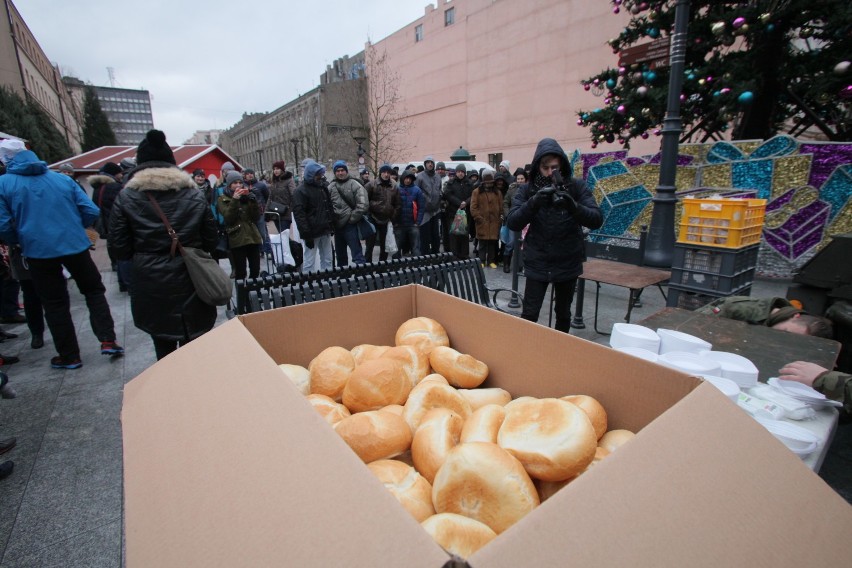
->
xmin=391 ymin=160 xmax=493 ymax=175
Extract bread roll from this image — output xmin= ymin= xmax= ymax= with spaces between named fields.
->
xmin=421 ymin=373 xmax=449 ymax=385
xmin=368 ymin=460 xmax=435 ymax=522
xmin=402 ymin=380 xmax=472 ymax=433
xmin=497 ymin=397 xmax=597 ymax=481
xmin=351 ymin=344 xmax=390 ymax=366
xmin=342 ymin=358 xmax=411 ymax=413
xmin=380 ymin=404 xmax=404 ymax=416
xmin=395 ymin=317 xmax=450 ymax=355
xmin=599 ymin=429 xmax=635 ymax=453
xmin=334 ymin=410 xmax=412 ymax=463
xmin=432 ymin=442 xmax=539 ymax=534
xmin=279 ymin=363 xmax=310 ymax=396
xmin=309 ymin=346 xmax=355 ymax=401
xmin=561 ymin=395 xmax=608 ymax=440
xmin=411 ymin=408 xmax=464 ymax=484
xmin=460 ymin=404 xmax=506 ymax=444
xmin=459 ymin=387 xmax=511 ymax=411
xmin=382 ymin=345 xmax=431 ymax=387
xmin=306 ymin=393 xmax=351 ymax=426
xmin=535 ymin=447 xmax=610 ymax=502
xmin=421 ymin=513 xmax=497 ymax=559
xmin=429 ymin=346 xmax=489 ymax=389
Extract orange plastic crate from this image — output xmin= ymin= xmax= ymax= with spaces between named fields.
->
xmin=677 ymin=198 xmax=766 ymax=249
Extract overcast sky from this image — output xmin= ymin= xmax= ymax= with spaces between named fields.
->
xmin=16 ymin=0 xmax=430 ymax=145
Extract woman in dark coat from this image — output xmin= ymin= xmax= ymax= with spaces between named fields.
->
xmin=109 ymin=130 xmax=218 ymax=360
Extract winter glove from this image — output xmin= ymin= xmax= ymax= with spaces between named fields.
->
xmin=553 ymin=190 xmax=578 ymax=213
xmin=531 ymin=186 xmax=555 ymax=209
xmin=305 ymin=238 xmax=315 ymax=249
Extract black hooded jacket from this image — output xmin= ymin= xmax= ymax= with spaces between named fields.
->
xmin=506 ymin=138 xmax=602 ymax=282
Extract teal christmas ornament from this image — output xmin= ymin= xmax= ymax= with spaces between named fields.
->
xmin=647 ymin=28 xmax=659 ymax=38
xmin=646 ymin=71 xmax=657 ymax=83
xmin=738 ymin=91 xmax=754 ymax=105
xmin=606 ymin=78 xmax=616 ymax=89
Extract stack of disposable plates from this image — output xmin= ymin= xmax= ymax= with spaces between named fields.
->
xmin=612 ymin=346 xmax=659 ymax=363
xmin=700 ymin=375 xmax=741 ymax=403
xmin=767 ymin=378 xmax=843 ymax=409
xmin=753 ymin=417 xmax=820 ymax=458
xmin=699 ymin=351 xmax=760 ymax=388
xmin=609 ymin=324 xmax=660 ymax=353
xmin=656 ymin=328 xmax=712 ymax=354
xmin=658 ymin=351 xmax=722 ymax=376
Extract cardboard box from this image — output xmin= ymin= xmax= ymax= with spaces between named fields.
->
xmin=122 ymin=286 xmax=852 ymax=567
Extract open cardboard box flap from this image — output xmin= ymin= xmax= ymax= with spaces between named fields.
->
xmin=123 ymin=286 xmax=852 ymax=567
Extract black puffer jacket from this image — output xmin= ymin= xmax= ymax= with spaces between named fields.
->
xmin=89 ymin=173 xmax=122 ymax=229
xmin=108 ymin=163 xmax=218 ymax=341
xmin=443 ymin=175 xmax=472 ymax=213
xmin=292 ymin=168 xmax=335 ymax=240
xmin=507 ymin=138 xmax=602 ymax=282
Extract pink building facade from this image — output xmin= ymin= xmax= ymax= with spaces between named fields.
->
xmin=370 ymin=0 xmax=661 ymax=169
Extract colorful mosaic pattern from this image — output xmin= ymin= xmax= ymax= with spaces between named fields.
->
xmin=577 ymin=136 xmax=852 ymax=272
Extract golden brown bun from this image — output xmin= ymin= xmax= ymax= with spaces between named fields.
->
xmin=432 ymin=442 xmax=539 ymax=534
xmin=458 ymin=387 xmax=511 ymax=411
xmin=411 ymin=408 xmax=464 ymax=484
xmin=334 ymin=410 xmax=412 ymax=463
xmin=279 ymin=364 xmax=310 ymax=396
xmin=351 ymin=344 xmax=390 ymax=366
xmin=497 ymin=397 xmax=597 ymax=481
xmin=460 ymin=404 xmax=506 ymax=444
xmin=402 ymin=380 xmax=472 ymax=433
xmin=599 ymin=429 xmax=635 ymax=453
xmin=306 ymin=394 xmax=351 ymax=426
xmin=395 ymin=317 xmax=450 ymax=355
xmin=421 ymin=373 xmax=449 ymax=385
xmin=561 ymin=395 xmax=608 ymax=440
xmin=421 ymin=513 xmax=497 ymax=559
xmin=309 ymin=346 xmax=355 ymax=401
xmin=382 ymin=345 xmax=431 ymax=387
xmin=429 ymin=346 xmax=489 ymax=389
xmin=380 ymin=404 xmax=404 ymax=416
xmin=368 ymin=460 xmax=435 ymax=522
xmin=535 ymin=447 xmax=610 ymax=502
xmin=342 ymin=358 xmax=411 ymax=413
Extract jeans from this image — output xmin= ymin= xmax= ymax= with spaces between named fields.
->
xmin=419 ymin=216 xmax=441 ymax=254
xmin=27 ymin=249 xmax=116 ymax=359
xmin=334 ymin=223 xmax=366 ymax=267
xmin=521 ymin=277 xmax=578 ymax=334
xmin=256 ymin=218 xmax=272 ymax=255
xmin=365 ymin=222 xmax=390 ymax=262
xmin=302 ymin=235 xmax=333 ymax=273
xmin=394 ymin=225 xmax=420 ymax=257
xmin=116 ymin=259 xmax=133 ymax=292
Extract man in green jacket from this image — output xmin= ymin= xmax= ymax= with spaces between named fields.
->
xmin=696 ymin=296 xmax=833 ymax=338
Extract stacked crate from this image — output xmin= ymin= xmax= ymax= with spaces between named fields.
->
xmin=667 ymin=197 xmax=767 ymax=309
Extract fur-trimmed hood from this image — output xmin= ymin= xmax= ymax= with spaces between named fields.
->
xmin=87 ymin=174 xmax=117 ymax=188
xmin=124 ymin=166 xmax=194 ymax=192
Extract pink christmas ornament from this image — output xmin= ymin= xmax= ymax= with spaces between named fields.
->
xmin=617 ymin=105 xmax=627 ymax=114
xmin=732 ymin=17 xmax=746 ymax=29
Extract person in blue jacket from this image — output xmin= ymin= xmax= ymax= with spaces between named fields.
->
xmin=394 ymin=170 xmax=425 ymax=258
xmin=506 ymin=138 xmax=602 ymax=333
xmin=0 ymin=140 xmax=123 ymax=369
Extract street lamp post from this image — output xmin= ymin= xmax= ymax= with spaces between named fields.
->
xmin=353 ymin=136 xmax=366 ymax=172
xmin=643 ymin=0 xmax=690 ymax=268
xmin=290 ymin=138 xmax=300 ymax=181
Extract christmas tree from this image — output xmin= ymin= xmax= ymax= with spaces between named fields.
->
xmin=577 ymin=1 xmax=851 ymax=149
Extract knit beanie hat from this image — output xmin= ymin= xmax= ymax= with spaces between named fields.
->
xmin=221 ymin=161 xmax=235 ymax=172
xmin=513 ymin=167 xmax=526 ymax=177
xmin=272 ymin=160 xmax=286 ymax=170
xmin=119 ymin=157 xmax=136 ymax=171
xmin=333 ymin=160 xmax=348 ymax=172
xmin=136 ymin=130 xmax=176 ymax=165
xmin=192 ymin=168 xmax=205 ymax=177
xmin=455 ymin=164 xmax=466 ymax=173
xmin=100 ymin=162 xmax=122 ymax=176
xmin=225 ymin=171 xmax=244 ymax=186
xmin=58 ymin=163 xmax=75 ymax=173
xmin=500 ymin=160 xmax=511 ymax=170
xmin=481 ymin=168 xmax=496 ymax=181
xmin=243 ymin=168 xmax=255 ymax=175
xmin=379 ymin=164 xmax=393 ymax=174
xmin=436 ymin=161 xmax=446 ymax=170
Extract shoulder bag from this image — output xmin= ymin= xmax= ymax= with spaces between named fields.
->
xmin=145 ymin=192 xmax=233 ymax=306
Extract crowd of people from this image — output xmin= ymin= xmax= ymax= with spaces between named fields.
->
xmin=0 ymin=131 xmax=848 ymax=483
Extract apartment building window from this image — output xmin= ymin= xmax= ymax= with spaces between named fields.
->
xmin=445 ymin=7 xmax=455 ymax=26
xmin=415 ymin=24 xmax=423 ymax=42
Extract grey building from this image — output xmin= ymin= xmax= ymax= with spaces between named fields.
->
xmin=63 ymin=79 xmax=155 ymax=146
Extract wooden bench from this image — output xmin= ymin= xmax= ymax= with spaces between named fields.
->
xmin=233 ymin=253 xmax=456 ymax=315
xmin=246 ymin=258 xmax=522 ymax=314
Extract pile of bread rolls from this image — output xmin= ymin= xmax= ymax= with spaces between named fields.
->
xmin=278 ymin=317 xmax=635 ymax=559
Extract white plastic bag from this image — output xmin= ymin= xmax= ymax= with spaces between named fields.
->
xmin=385 ymin=221 xmax=398 ymax=255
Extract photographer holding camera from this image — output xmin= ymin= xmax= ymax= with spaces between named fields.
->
xmin=506 ymin=138 xmax=602 ymax=333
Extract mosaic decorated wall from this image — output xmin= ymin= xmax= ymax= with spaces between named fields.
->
xmin=576 ymin=136 xmax=852 ymax=277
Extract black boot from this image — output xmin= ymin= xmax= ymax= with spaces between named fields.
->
xmin=503 ymin=256 xmax=511 ymax=273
